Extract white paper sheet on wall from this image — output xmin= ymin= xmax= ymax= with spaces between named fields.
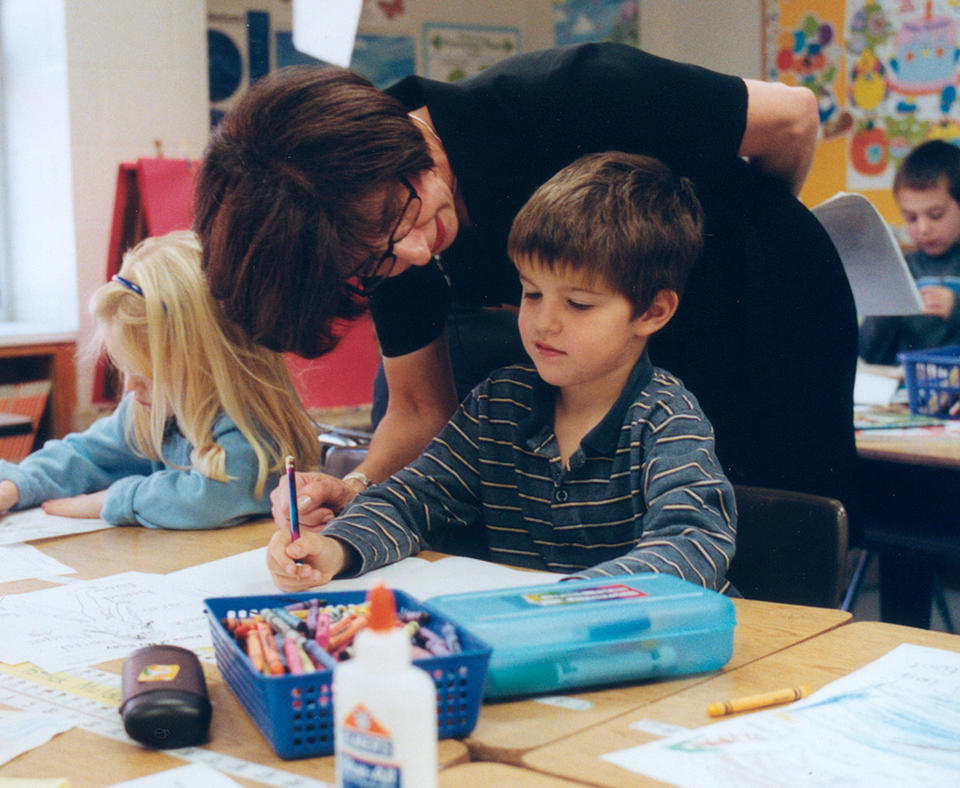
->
xmin=292 ymin=0 xmax=362 ymax=67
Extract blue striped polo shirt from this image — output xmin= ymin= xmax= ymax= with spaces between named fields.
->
xmin=324 ymin=352 xmax=737 ymax=593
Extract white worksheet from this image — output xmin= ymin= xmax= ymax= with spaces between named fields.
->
xmin=0 ymin=542 xmax=75 ymax=583
xmin=166 ymin=548 xmax=560 ymax=603
xmin=0 ymin=709 xmax=74 ymax=767
xmin=602 ymin=643 xmax=960 ymax=787
xmin=0 ymin=571 xmax=210 ymax=672
xmin=105 ymin=763 xmax=246 ymax=788
xmin=0 ymin=507 xmax=112 ymax=545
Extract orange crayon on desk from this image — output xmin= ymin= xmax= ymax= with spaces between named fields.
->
xmin=707 ymin=685 xmax=810 ymax=717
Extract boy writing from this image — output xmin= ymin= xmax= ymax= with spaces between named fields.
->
xmin=268 ymin=151 xmax=737 ymax=593
xmin=861 ymin=139 xmax=960 ymax=364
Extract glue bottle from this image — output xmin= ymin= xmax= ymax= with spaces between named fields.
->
xmin=334 ymin=583 xmax=438 ymax=788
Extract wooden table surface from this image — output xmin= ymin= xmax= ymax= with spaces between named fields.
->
xmin=0 ymin=519 xmax=472 ymax=787
xmin=463 ymin=598 xmax=850 ymax=764
xmin=855 ymin=422 xmax=960 ymax=467
xmin=0 ymin=517 xmax=851 ymax=786
xmin=521 ymin=621 xmax=960 ymax=787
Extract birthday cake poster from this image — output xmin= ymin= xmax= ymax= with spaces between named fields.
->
xmin=767 ymin=1 xmax=960 ymax=190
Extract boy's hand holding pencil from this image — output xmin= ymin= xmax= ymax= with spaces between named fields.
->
xmin=266 ymin=528 xmax=352 ymax=591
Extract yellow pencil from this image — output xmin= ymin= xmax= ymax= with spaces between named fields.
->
xmin=707 ymin=685 xmax=810 ymax=717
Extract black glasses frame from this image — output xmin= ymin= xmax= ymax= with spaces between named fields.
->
xmin=348 ymin=176 xmax=421 ymax=296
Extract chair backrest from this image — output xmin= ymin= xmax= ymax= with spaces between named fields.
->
xmin=727 ymin=485 xmax=849 ymax=608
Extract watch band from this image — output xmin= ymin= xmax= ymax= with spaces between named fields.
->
xmin=342 ymin=470 xmax=372 ymax=491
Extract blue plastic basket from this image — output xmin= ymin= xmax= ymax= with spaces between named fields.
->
xmin=204 ymin=589 xmax=491 ymax=759
xmin=899 ymin=345 xmax=960 ymax=419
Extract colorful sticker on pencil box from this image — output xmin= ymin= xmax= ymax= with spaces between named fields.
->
xmin=521 ymin=584 xmax=648 ymax=607
xmin=137 ymin=664 xmax=181 ymax=682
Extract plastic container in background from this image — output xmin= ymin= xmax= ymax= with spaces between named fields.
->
xmin=899 ymin=345 xmax=960 ymax=418
xmin=427 ymin=573 xmax=736 ymax=698
xmin=334 ymin=585 xmax=437 ymax=788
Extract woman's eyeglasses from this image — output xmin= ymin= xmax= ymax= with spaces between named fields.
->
xmin=348 ymin=176 xmax=421 ymax=296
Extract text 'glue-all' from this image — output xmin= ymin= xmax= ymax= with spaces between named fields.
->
xmin=334 ymin=583 xmax=438 ymax=788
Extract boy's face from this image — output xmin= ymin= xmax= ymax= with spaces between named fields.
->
xmin=516 ymin=257 xmax=650 ymax=398
xmin=896 ymin=179 xmax=960 ymax=257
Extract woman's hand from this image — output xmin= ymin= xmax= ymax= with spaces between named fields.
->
xmin=42 ymin=490 xmax=107 ymax=518
xmin=269 ymin=471 xmax=359 ymax=532
xmin=267 ymin=527 xmax=350 ymax=591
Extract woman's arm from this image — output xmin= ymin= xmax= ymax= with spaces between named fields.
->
xmin=740 ymin=79 xmax=819 ymax=196
xmin=351 ymin=335 xmax=459 ymax=486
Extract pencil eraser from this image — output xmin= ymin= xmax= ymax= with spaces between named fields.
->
xmin=119 ymin=644 xmax=212 ymax=749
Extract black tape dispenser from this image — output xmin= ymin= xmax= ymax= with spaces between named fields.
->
xmin=120 ymin=644 xmax=212 ymax=749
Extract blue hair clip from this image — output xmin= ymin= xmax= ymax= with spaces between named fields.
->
xmin=112 ymin=274 xmax=144 ymax=297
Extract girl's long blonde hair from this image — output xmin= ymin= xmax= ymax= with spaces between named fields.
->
xmin=90 ymin=230 xmax=322 ymax=496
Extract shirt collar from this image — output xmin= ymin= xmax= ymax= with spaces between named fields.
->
xmin=518 ymin=351 xmax=654 ymax=453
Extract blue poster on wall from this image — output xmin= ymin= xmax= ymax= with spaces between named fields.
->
xmin=276 ymin=31 xmax=415 ymax=89
xmin=554 ymin=0 xmax=639 ymax=47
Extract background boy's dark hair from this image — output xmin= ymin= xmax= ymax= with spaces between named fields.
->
xmin=506 ymin=151 xmax=704 ymax=316
xmin=893 ymin=139 xmax=960 ymax=204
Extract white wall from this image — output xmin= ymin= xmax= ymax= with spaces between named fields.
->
xmin=640 ymin=0 xmax=763 ymax=78
xmin=65 ymin=0 xmax=208 ymax=422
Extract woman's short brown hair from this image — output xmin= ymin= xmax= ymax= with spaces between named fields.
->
xmin=194 ymin=66 xmax=432 ymax=357
xmin=507 ymin=151 xmax=704 ymax=316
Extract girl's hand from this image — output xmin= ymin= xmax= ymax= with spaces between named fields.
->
xmin=42 ymin=491 xmax=107 ymax=518
xmin=269 ymin=471 xmax=358 ymax=531
xmin=0 ymin=480 xmax=19 ymax=513
xmin=267 ymin=528 xmax=350 ymax=591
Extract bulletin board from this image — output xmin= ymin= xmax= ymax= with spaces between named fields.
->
xmin=765 ymin=0 xmax=960 ymax=226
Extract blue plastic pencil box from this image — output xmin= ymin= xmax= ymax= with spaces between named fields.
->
xmin=427 ymin=573 xmax=736 ymax=699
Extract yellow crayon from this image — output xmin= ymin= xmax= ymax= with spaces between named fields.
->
xmin=707 ymin=685 xmax=810 ymax=717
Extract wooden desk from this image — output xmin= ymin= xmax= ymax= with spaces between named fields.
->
xmin=0 ymin=333 xmax=77 ymax=441
xmin=0 ymin=520 xmax=469 ymax=787
xmin=439 ymin=761 xmax=590 ymax=787
xmin=854 ymin=420 xmax=960 ymax=628
xmin=463 ymin=599 xmax=850 ymax=764
xmin=521 ymin=621 xmax=960 ymax=787
xmin=855 ymin=421 xmax=960 ymax=467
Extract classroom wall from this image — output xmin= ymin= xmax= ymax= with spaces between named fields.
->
xmin=2 ymin=0 xmax=766 ymax=427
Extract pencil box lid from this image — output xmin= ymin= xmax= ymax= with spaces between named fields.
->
xmin=426 ymin=573 xmax=736 ymax=698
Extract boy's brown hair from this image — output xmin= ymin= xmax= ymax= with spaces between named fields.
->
xmin=507 ymin=151 xmax=704 ymax=315
xmin=894 ymin=139 xmax=960 ymax=204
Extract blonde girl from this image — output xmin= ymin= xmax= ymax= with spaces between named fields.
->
xmin=0 ymin=231 xmax=322 ymax=529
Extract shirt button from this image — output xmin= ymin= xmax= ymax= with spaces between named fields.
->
xmin=554 ymin=488 xmax=569 ymax=503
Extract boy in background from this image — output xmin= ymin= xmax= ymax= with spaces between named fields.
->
xmin=268 ymin=151 xmax=737 ymax=593
xmin=861 ymin=139 xmax=960 ymax=364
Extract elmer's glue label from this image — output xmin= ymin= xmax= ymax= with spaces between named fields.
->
xmin=334 ymin=584 xmax=438 ymax=788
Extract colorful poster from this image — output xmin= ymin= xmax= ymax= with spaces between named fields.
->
xmin=767 ymin=1 xmax=960 ymax=191
xmin=554 ymin=0 xmax=640 ymax=47
xmin=422 ymin=24 xmax=520 ymax=82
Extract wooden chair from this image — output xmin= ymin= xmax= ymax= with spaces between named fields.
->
xmin=728 ymin=485 xmax=849 ymax=609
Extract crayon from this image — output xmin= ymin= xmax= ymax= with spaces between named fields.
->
xmin=707 ymin=685 xmax=810 ymax=717
xmin=417 ymin=625 xmax=451 ymax=656
xmin=303 ymin=639 xmax=339 ymax=670
xmin=283 ymin=635 xmax=304 ymax=675
xmin=327 ymin=614 xmax=369 ymax=653
xmin=256 ymin=622 xmax=285 ymax=676
xmin=315 ymin=612 xmax=330 ymax=648
xmin=245 ymin=628 xmax=266 ymax=674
